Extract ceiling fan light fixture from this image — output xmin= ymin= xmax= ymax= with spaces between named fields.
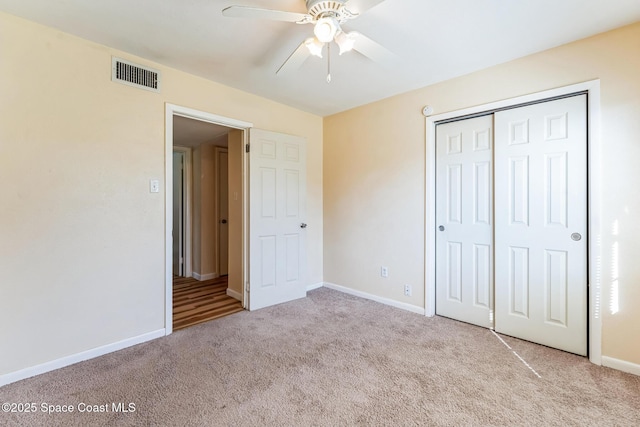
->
xmin=335 ymin=30 xmax=356 ymax=55
xmin=304 ymin=37 xmax=324 ymax=58
xmin=314 ymin=16 xmax=338 ymax=43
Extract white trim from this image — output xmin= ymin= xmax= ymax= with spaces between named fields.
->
xmin=307 ymin=282 xmax=324 ymax=291
xmin=601 ymin=356 xmax=640 ymax=376
xmin=165 ymin=104 xmax=253 ymax=336
xmin=226 ymin=287 xmax=243 ymax=302
xmin=585 ymin=84 xmax=603 ymax=366
xmin=172 ymin=105 xmax=252 ymax=130
xmin=426 ymin=81 xmax=597 ymax=122
xmin=242 ymin=131 xmax=250 ymax=309
xmin=324 ymin=282 xmax=426 ymax=315
xmin=192 ymin=272 xmax=217 ymax=281
xmin=172 ymin=146 xmax=193 ymax=278
xmin=425 ymin=116 xmax=437 ymax=318
xmin=424 ymin=80 xmax=603 ymax=365
xmin=0 ymin=329 xmax=165 ymax=387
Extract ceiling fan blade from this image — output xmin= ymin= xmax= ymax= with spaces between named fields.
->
xmin=344 ymin=0 xmax=386 ymax=15
xmin=350 ymin=31 xmax=394 ymax=64
xmin=276 ymin=41 xmax=313 ymax=75
xmin=222 ymin=6 xmax=309 ymax=23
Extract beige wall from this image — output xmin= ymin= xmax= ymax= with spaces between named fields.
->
xmin=227 ymin=130 xmax=244 ymax=298
xmin=192 ymin=143 xmax=217 ymax=276
xmin=0 ymin=11 xmax=323 ymax=376
xmin=192 ymin=147 xmax=202 ymax=274
xmin=324 ymin=22 xmax=640 ymax=365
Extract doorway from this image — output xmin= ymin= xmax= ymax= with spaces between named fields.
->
xmin=172 ymin=124 xmax=240 ymax=329
xmin=165 ymin=105 xmax=252 ymax=334
xmin=165 ymin=105 xmax=310 ymax=332
xmin=425 ymin=81 xmax=604 ymax=364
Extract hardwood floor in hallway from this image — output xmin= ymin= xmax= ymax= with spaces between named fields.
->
xmin=173 ymin=276 xmax=244 ymax=331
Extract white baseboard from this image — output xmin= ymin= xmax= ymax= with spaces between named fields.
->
xmin=602 ymin=356 xmax=640 ymax=376
xmin=192 ymin=272 xmax=216 ymax=281
xmin=226 ymin=288 xmax=243 ymax=302
xmin=323 ymin=282 xmax=426 ymax=315
xmin=306 ymin=282 xmax=324 ymax=291
xmin=0 ymin=329 xmax=165 ymax=387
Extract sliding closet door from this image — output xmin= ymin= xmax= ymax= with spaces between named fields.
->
xmin=435 ymin=115 xmax=493 ymax=328
xmin=494 ymin=95 xmax=587 ymax=355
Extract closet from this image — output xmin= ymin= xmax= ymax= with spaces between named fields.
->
xmin=435 ymin=94 xmax=587 ymax=356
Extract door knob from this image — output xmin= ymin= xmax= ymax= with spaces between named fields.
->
xmin=571 ymin=232 xmax=581 ymax=241
xmin=300 ymin=223 xmax=308 ymax=229
xmin=438 ymin=225 xmax=445 ymax=231
xmin=221 ymin=219 xmax=227 ymax=224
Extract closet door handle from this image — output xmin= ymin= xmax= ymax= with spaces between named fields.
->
xmin=438 ymin=225 xmax=445 ymax=231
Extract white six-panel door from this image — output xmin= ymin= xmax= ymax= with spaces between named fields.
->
xmin=494 ymin=95 xmax=587 ymax=355
xmin=249 ymin=129 xmax=307 ymax=311
xmin=436 ymin=115 xmax=493 ymax=328
xmin=435 ymin=95 xmax=587 ymax=355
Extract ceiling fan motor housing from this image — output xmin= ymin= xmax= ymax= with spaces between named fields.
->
xmin=306 ymin=0 xmax=353 ymax=21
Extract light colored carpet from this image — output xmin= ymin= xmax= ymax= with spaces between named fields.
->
xmin=1 ymin=287 xmax=639 ymax=426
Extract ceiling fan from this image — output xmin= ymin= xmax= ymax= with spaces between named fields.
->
xmin=222 ymin=0 xmax=391 ymax=81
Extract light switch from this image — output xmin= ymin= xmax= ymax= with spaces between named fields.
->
xmin=150 ymin=179 xmax=160 ymax=193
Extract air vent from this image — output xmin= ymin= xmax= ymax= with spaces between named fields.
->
xmin=111 ymin=57 xmax=160 ymax=93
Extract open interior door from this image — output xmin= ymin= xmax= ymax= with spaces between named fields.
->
xmin=248 ymin=129 xmax=307 ymax=310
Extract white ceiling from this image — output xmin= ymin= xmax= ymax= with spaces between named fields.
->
xmin=1 ymin=0 xmax=639 ymax=116
xmin=173 ymin=116 xmax=230 ymax=148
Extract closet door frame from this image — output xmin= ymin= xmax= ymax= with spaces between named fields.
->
xmin=424 ymin=80 xmax=603 ymax=365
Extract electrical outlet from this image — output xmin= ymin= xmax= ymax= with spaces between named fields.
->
xmin=381 ymin=266 xmax=389 ymax=278
xmin=404 ymin=284 xmax=412 ymax=297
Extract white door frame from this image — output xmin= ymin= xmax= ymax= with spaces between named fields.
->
xmin=424 ymin=80 xmax=603 ymax=365
xmin=165 ymin=104 xmax=252 ymax=335
xmin=173 ymin=146 xmax=193 ymax=278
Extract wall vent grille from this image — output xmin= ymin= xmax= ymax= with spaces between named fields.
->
xmin=111 ymin=57 xmax=160 ymax=93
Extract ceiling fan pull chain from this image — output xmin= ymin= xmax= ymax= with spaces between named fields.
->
xmin=327 ymin=42 xmax=332 ymax=83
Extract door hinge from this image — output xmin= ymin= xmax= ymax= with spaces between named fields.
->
xmin=245 ymin=143 xmax=250 ymax=153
